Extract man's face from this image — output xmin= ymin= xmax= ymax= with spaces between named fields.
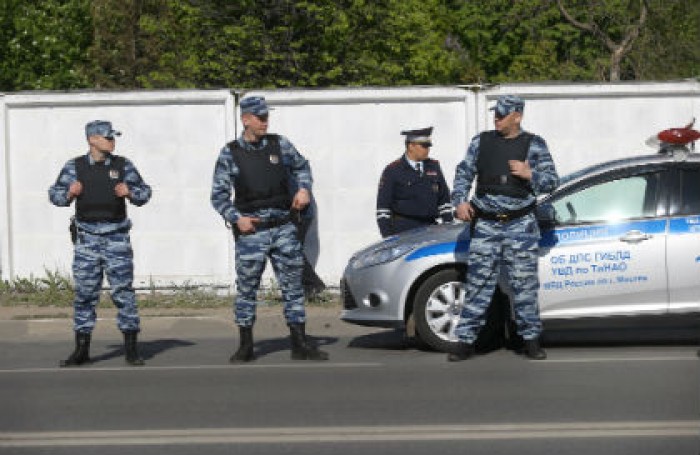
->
xmin=407 ymin=142 xmax=431 ymax=161
xmin=494 ymin=111 xmax=522 ymax=137
xmin=87 ymin=135 xmax=116 ymax=153
xmin=243 ymin=112 xmax=269 ymax=140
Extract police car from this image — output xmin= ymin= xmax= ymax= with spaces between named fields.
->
xmin=341 ymin=127 xmax=700 ymax=352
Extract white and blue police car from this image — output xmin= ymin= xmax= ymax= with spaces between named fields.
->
xmin=341 ymin=127 xmax=700 ymax=352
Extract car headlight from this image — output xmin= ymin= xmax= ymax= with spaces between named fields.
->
xmin=350 ymin=243 xmax=417 ymax=270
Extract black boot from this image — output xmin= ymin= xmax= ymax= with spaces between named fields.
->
xmin=230 ymin=326 xmax=256 ymax=363
xmin=289 ymin=324 xmax=329 ymax=361
xmin=447 ymin=342 xmax=475 ymax=362
xmin=523 ymin=338 xmax=547 ymax=360
xmin=124 ymin=331 xmax=145 ymax=366
xmin=60 ymin=332 xmax=92 ymax=367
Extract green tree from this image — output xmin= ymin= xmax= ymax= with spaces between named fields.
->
xmin=0 ymin=0 xmax=697 ymax=91
xmin=187 ymin=0 xmax=462 ymax=88
xmin=136 ymin=0 xmax=205 ymax=88
xmin=628 ymin=0 xmax=700 ymax=80
xmin=0 ymin=0 xmax=91 ymax=90
xmin=446 ymin=0 xmax=605 ymax=82
xmin=556 ymin=0 xmax=649 ymax=81
xmin=84 ymin=0 xmax=144 ymax=89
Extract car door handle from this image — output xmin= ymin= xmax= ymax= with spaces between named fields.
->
xmin=620 ymin=230 xmax=652 ymax=243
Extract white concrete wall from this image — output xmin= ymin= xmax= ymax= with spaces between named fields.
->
xmin=1 ymin=90 xmax=236 ymax=288
xmin=1 ymin=81 xmax=698 ymax=288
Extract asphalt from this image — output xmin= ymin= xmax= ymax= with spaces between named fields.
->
xmin=0 ymin=303 xmax=381 ymax=343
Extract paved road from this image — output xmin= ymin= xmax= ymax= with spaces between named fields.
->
xmin=0 ymin=309 xmax=699 ymax=454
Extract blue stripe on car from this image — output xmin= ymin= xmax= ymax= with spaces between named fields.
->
xmin=406 ymin=241 xmax=469 ymax=261
xmin=541 ymin=219 xmax=667 ymax=247
xmin=405 ymin=218 xmax=688 ymax=261
xmin=669 ymin=216 xmax=700 ymax=234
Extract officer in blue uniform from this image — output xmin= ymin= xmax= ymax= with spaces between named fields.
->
xmin=376 ymin=127 xmax=454 ymax=237
xmin=449 ymin=95 xmax=559 ymax=362
xmin=211 ymin=96 xmax=328 ymax=362
xmin=49 ymin=120 xmax=152 ymax=367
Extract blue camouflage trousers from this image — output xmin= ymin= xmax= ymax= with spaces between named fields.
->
xmin=72 ymin=230 xmax=140 ymax=333
xmin=455 ymin=214 xmax=542 ymax=343
xmin=234 ymin=222 xmax=306 ymax=327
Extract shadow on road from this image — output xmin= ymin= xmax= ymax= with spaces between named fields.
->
xmin=347 ymin=330 xmax=413 ymax=351
xmin=91 ymin=339 xmax=196 ymax=362
xmin=251 ymin=335 xmax=339 ymax=358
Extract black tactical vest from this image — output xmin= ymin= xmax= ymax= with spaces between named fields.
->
xmin=229 ymin=135 xmax=292 ymax=212
xmin=476 ymin=131 xmax=533 ymax=198
xmin=74 ymin=155 xmax=127 ymax=222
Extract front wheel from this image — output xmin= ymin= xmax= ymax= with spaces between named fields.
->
xmin=413 ymin=269 xmax=465 ymax=353
xmin=412 ymin=268 xmax=514 ymax=353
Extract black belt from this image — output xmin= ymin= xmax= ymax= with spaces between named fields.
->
xmin=255 ymin=216 xmax=292 ymax=230
xmin=228 ymin=215 xmax=292 ymax=237
xmin=392 ymin=213 xmax=435 ymax=223
xmin=474 ymin=204 xmax=535 ymax=223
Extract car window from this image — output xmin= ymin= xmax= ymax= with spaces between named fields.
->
xmin=680 ymin=169 xmax=700 ymax=215
xmin=552 ymin=173 xmax=658 ymax=225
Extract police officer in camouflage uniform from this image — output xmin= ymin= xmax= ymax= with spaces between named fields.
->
xmin=376 ymin=127 xmax=454 ymax=237
xmin=49 ymin=120 xmax=152 ymax=367
xmin=449 ymin=95 xmax=559 ymax=362
xmin=211 ymin=96 xmax=328 ymax=363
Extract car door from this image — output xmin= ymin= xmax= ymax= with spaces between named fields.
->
xmin=667 ymin=164 xmax=700 ymax=313
xmin=537 ymin=167 xmax=669 ymax=319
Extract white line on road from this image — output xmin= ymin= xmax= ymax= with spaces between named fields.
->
xmin=1 ymin=421 xmax=698 ymax=447
xmin=0 ymin=362 xmax=384 ymax=374
xmin=0 ymin=355 xmax=696 ymax=374
xmin=542 ymin=356 xmax=696 ymax=363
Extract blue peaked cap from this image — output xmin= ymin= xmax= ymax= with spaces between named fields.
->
xmin=240 ymin=96 xmax=270 ymax=116
xmin=490 ymin=95 xmax=525 ymax=117
xmin=85 ymin=120 xmax=121 ymax=139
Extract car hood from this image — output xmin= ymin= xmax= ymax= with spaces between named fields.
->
xmin=355 ymin=223 xmax=467 ymax=258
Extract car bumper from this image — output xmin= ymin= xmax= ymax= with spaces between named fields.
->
xmin=339 ymin=260 xmax=409 ymax=328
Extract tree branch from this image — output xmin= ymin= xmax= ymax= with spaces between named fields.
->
xmin=556 ymin=0 xmax=617 ymax=51
xmin=556 ymin=0 xmax=649 ymax=81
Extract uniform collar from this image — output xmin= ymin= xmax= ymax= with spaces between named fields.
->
xmin=86 ymin=152 xmax=113 ymax=166
xmin=496 ymin=128 xmax=525 ymax=140
xmin=404 ymin=154 xmax=424 ymax=169
xmin=237 ymin=134 xmax=269 ymax=150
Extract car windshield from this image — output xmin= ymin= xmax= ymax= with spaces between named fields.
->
xmin=559 ymin=162 xmax=611 ymax=186
xmin=559 ymin=155 xmax=659 ymax=187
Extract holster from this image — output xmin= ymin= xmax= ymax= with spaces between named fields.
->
xmin=69 ymin=217 xmax=78 ymax=244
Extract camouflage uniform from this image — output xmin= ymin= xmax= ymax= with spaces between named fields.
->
xmin=452 ymin=126 xmax=559 ymax=344
xmin=210 ymin=134 xmax=311 ymax=327
xmin=48 ymin=154 xmax=151 ymax=333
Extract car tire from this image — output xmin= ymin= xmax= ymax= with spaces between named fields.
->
xmin=413 ymin=268 xmax=515 ymax=353
xmin=412 ymin=269 xmax=466 ymax=353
